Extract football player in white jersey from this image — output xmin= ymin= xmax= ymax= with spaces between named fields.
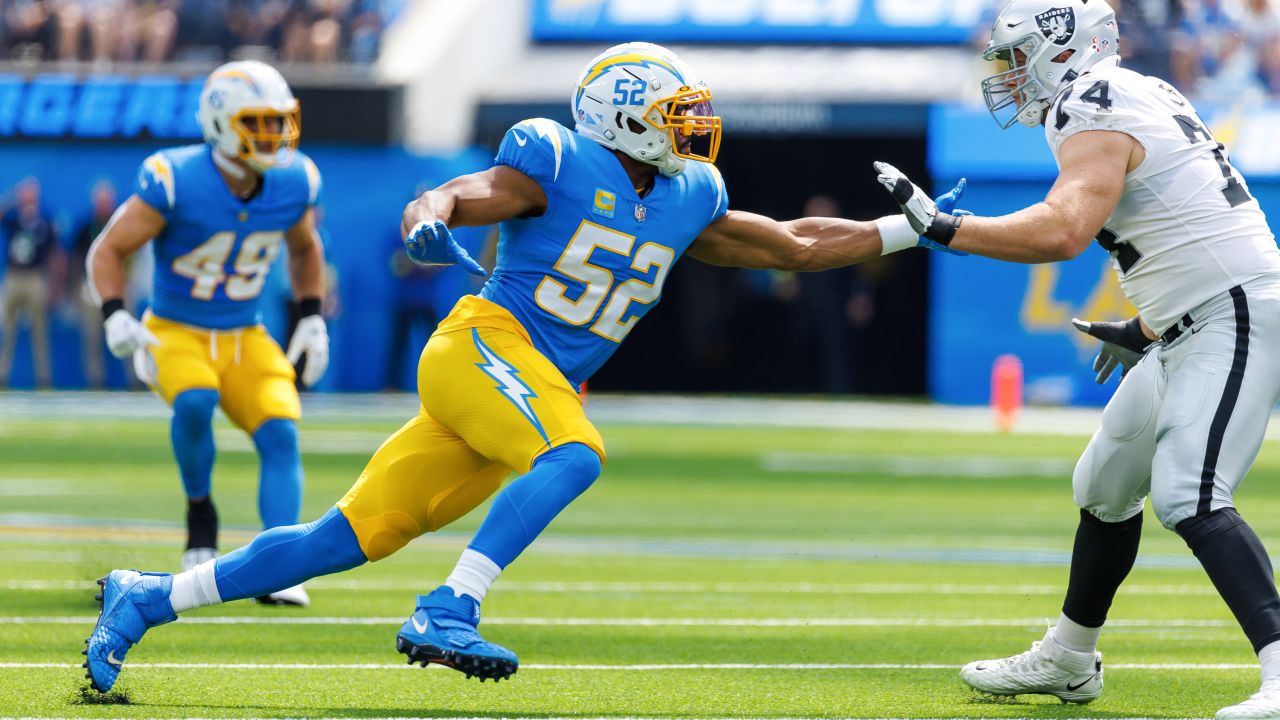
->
xmin=878 ymin=1 xmax=1280 ymax=717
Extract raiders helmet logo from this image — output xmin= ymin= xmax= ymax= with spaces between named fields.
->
xmin=1036 ymin=7 xmax=1076 ymax=45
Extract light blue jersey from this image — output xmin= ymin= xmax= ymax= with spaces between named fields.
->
xmin=480 ymin=119 xmax=729 ymax=386
xmin=135 ymin=144 xmax=321 ymax=329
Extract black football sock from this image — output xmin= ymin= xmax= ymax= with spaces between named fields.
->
xmin=1177 ymin=508 xmax=1280 ymax=653
xmin=1062 ymin=508 xmax=1143 ymax=628
xmin=186 ymin=497 xmax=219 ymax=551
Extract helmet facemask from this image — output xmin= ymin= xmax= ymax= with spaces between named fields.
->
xmin=981 ymin=36 xmax=1067 ymax=129
xmin=231 ymin=104 xmax=301 ymax=171
xmin=649 ymin=87 xmax=721 ymax=165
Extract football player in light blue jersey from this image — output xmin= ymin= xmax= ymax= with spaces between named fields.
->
xmin=83 ymin=42 xmax=967 ymax=693
xmin=87 ymin=61 xmax=330 ymax=607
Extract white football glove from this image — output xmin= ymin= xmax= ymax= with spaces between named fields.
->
xmin=103 ymin=309 xmax=159 ymax=359
xmin=874 ymin=161 xmax=964 ymax=246
xmin=286 ymin=314 xmax=329 ymax=388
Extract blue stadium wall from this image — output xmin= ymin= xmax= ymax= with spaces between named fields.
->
xmin=0 ymin=143 xmax=491 ymax=391
xmin=928 ymin=103 xmax=1280 ymax=406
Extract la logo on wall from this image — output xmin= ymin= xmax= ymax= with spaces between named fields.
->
xmin=1036 ymin=7 xmax=1076 ymax=45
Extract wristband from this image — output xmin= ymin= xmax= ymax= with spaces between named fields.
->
xmin=924 ymin=212 xmax=963 ymax=246
xmin=298 ymin=297 xmax=323 ymax=318
xmin=874 ymin=215 xmax=918 ymax=256
xmin=101 ymin=298 xmax=125 ymax=323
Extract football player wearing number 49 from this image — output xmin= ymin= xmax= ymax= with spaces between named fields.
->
xmin=83 ymin=41 xmax=965 ymax=694
xmin=87 ymin=61 xmax=329 ymax=607
xmin=878 ymin=1 xmax=1280 ymax=717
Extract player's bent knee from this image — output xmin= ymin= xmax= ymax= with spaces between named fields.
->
xmin=1072 ymin=436 xmax=1146 ymax=523
xmin=172 ymin=388 xmax=218 ymax=430
xmin=1152 ymin=490 xmax=1199 ymax=531
xmin=253 ymin=418 xmax=299 ymax=455
xmin=537 ymin=442 xmax=602 ymax=497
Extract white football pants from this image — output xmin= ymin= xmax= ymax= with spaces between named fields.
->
xmin=1074 ymin=274 xmax=1280 ymax=529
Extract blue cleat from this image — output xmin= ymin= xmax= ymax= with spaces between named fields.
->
xmin=395 ymin=586 xmax=518 ymax=681
xmin=83 ymin=570 xmax=177 ymax=693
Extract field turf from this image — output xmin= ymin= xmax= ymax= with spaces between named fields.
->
xmin=2 ymin=395 xmax=1278 ymax=718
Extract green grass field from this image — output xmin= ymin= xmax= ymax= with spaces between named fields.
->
xmin=2 ymin=395 xmax=1277 ymax=719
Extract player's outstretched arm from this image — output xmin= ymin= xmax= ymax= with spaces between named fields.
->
xmin=687 ymin=210 xmax=889 ymax=271
xmin=86 ymin=196 xmax=166 ymax=360
xmin=284 ymin=209 xmax=329 ymax=386
xmin=877 ymin=130 xmax=1138 ymax=264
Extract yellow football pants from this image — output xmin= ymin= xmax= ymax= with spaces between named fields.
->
xmin=144 ymin=313 xmax=300 ymax=433
xmin=337 ymin=296 xmax=606 ymax=561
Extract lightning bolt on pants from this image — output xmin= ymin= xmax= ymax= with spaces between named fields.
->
xmin=336 ymin=317 xmax=605 ymax=562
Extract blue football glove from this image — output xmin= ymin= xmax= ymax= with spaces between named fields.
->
xmin=920 ymin=178 xmax=971 ymax=256
xmin=404 ymin=220 xmax=487 ymax=277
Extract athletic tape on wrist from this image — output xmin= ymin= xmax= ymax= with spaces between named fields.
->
xmin=875 ymin=215 xmax=918 ymax=255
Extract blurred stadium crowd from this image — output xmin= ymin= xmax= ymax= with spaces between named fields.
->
xmin=0 ymin=0 xmax=405 ymax=63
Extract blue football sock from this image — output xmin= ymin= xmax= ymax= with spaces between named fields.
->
xmin=171 ymin=389 xmax=218 ymax=499
xmin=467 ymin=442 xmax=601 ymax=568
xmin=213 ymin=506 xmax=366 ymax=601
xmin=253 ymin=418 xmax=302 ymax=529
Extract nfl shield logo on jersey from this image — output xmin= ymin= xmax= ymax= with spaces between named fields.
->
xmin=634 ymin=203 xmax=646 ymax=222
xmin=1036 ymin=7 xmax=1076 ymax=45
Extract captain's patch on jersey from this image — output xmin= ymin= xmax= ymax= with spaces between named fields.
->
xmin=592 ymin=189 xmax=616 ymax=218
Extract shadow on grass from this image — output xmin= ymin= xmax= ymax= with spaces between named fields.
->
xmin=963 ymin=691 xmax=1182 ymax=718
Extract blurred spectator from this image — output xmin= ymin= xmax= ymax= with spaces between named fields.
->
xmin=1240 ymin=0 xmax=1280 ymax=92
xmin=4 ymin=0 xmax=56 ymax=60
xmin=0 ymin=178 xmax=58 ymax=389
xmin=1173 ymin=0 xmax=1247 ymax=93
xmin=3 ymin=0 xmax=398 ymax=62
xmin=1112 ymin=0 xmax=1182 ymax=78
xmin=786 ymin=195 xmax=876 ymax=394
xmin=67 ymin=179 xmax=117 ymax=389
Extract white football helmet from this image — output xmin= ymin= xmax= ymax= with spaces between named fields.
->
xmin=197 ymin=60 xmax=300 ymax=172
xmin=572 ymin=42 xmax=721 ymax=177
xmin=982 ymin=0 xmax=1119 ymax=128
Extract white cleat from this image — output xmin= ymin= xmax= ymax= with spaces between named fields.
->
xmin=959 ymin=627 xmax=1103 ymax=704
xmin=1217 ymin=675 xmax=1280 ymax=719
xmin=256 ymin=584 xmax=310 ymax=608
xmin=181 ymin=547 xmax=219 ymax=572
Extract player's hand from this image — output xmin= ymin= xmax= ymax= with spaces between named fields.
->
xmin=286 ymin=314 xmax=329 ymax=388
xmin=103 ymin=309 xmax=159 ymax=359
xmin=404 ymin=220 xmax=486 ymax=277
xmin=923 ymin=178 xmax=971 ymax=256
xmin=1072 ymin=316 xmax=1154 ymax=384
xmin=874 ymin=161 xmax=964 ymax=248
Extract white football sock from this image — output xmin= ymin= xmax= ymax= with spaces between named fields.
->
xmin=169 ymin=559 xmax=222 ymax=614
xmin=1054 ymin=612 xmax=1102 ymax=654
xmin=445 ymin=548 xmax=502 ymax=604
xmin=1259 ymin=639 xmax=1280 ymax=681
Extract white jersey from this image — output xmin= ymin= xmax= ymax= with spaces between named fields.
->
xmin=1045 ymin=58 xmax=1280 ymax=335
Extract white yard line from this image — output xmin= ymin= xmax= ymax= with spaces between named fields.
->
xmin=0 ymin=616 xmax=1241 ymax=628
xmin=0 ymin=579 xmax=1221 ymax=595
